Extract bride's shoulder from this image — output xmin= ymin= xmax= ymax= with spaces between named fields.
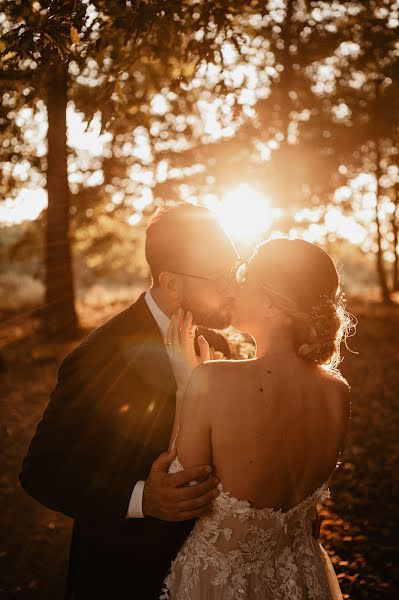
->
xmin=193 ymin=357 xmax=255 ymax=392
xmin=317 ymin=368 xmax=350 ymax=394
xmin=203 ymin=356 xmax=254 ymax=375
xmin=316 ymin=368 xmax=351 ymax=418
xmin=185 ymin=361 xmax=252 ymax=419
xmin=189 ymin=357 xmax=249 ymax=381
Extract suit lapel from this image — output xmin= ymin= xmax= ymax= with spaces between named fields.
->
xmin=127 ymin=293 xmax=177 ymax=396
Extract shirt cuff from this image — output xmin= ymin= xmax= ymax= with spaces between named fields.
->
xmin=126 ymin=480 xmax=145 ymax=518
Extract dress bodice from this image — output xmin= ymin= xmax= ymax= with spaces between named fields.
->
xmin=160 ymin=456 xmax=339 ymax=600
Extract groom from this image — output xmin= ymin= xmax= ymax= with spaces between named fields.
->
xmin=20 ymin=203 xmax=239 ymax=599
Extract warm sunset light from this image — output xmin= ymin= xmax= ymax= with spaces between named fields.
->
xmin=2 ymin=3 xmax=398 ymax=599
xmin=0 ymin=189 xmax=47 ymax=225
xmin=215 ymin=184 xmax=280 ymax=243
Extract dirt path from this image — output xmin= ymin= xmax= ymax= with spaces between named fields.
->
xmin=0 ymin=299 xmax=398 ymax=599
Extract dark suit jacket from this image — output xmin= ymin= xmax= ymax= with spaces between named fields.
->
xmin=19 ymin=293 xmax=230 ymax=599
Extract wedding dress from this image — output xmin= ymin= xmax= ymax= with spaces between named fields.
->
xmin=160 ymin=454 xmax=343 ymax=600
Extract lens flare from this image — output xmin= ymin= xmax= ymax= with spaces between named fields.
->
xmin=215 ymin=183 xmax=278 ymax=243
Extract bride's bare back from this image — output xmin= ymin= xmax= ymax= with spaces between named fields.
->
xmin=165 ymin=355 xmax=349 ymax=600
xmin=206 ymin=356 xmax=349 ymax=511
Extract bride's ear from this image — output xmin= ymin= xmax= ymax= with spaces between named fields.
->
xmin=264 ymin=299 xmax=290 ymax=325
xmin=263 ymin=295 xmax=275 ymax=319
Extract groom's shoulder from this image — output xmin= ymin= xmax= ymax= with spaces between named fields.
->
xmin=197 ymin=327 xmax=231 ymax=359
xmin=91 ymin=291 xmax=156 ymax=338
xmin=60 ymin=294 xmax=150 ymax=366
xmin=88 ymin=295 xmax=147 ymax=339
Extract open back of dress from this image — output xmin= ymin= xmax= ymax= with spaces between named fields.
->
xmin=160 ymin=456 xmax=343 ymax=600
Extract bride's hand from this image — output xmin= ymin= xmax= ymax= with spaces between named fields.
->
xmin=166 ymin=308 xmax=210 ymax=392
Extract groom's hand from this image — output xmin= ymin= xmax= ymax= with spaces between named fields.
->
xmin=142 ymin=448 xmax=220 ymax=521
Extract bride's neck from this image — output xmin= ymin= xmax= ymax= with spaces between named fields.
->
xmin=254 ymin=324 xmax=296 ymax=358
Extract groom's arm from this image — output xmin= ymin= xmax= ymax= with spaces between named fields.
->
xmin=125 ymin=329 xmax=229 ymax=519
xmin=19 ymin=341 xmax=147 ymax=522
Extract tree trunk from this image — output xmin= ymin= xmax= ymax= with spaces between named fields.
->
xmin=392 ymin=181 xmax=399 ymax=292
xmin=44 ymin=57 xmax=79 ymax=337
xmin=375 ymin=141 xmax=392 ymax=303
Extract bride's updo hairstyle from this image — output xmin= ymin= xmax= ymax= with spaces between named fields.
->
xmin=245 ymin=238 xmax=352 ymax=372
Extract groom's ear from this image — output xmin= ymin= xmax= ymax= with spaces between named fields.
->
xmin=159 ymin=271 xmax=181 ymax=301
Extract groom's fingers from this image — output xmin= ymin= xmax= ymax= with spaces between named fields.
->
xmin=178 ymin=488 xmax=219 ymax=511
xmin=151 ymin=448 xmax=177 ymax=472
xmin=177 ymin=477 xmax=219 ymax=502
xmin=143 ymin=452 xmax=219 ymax=520
xmin=169 ymin=465 xmax=214 ymax=488
xmin=174 ymin=476 xmax=220 ymax=501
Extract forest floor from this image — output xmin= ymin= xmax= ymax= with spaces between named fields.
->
xmin=0 ymin=294 xmax=398 ymax=599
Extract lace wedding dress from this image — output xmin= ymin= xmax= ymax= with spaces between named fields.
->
xmin=160 ymin=455 xmax=343 ymax=600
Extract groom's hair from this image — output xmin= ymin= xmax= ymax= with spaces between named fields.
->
xmin=145 ymin=203 xmax=223 ymax=287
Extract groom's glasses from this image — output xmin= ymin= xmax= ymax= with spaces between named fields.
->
xmin=171 ymin=260 xmax=247 ymax=294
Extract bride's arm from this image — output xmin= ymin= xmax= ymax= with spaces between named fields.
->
xmin=172 ymin=365 xmax=212 ymax=467
xmin=166 ymin=309 xmax=211 ymax=453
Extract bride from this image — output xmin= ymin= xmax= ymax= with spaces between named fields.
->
xmin=161 ymin=238 xmax=351 ymax=600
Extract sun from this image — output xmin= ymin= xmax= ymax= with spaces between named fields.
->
xmin=215 ymin=183 xmax=277 ymax=243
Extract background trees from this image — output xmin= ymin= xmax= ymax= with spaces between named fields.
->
xmin=323 ymin=0 xmax=399 ymax=303
xmin=1 ymin=0 xmax=398 ymax=334
xmin=149 ymin=1 xmax=399 ymax=302
xmin=1 ymin=0 xmax=258 ymax=335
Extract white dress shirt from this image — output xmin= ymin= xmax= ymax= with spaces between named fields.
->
xmin=126 ymin=289 xmax=172 ymax=518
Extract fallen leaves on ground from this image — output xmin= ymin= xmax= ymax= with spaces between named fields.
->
xmin=0 ymin=299 xmax=398 ymax=599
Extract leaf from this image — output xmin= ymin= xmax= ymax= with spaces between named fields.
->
xmin=70 ymin=26 xmax=79 ymax=47
xmin=1 ymin=51 xmax=17 ymax=62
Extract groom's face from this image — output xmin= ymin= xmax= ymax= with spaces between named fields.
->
xmin=178 ymin=236 xmax=238 ymax=330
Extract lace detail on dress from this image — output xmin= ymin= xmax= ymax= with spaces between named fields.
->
xmin=160 ymin=457 xmax=341 ymax=600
